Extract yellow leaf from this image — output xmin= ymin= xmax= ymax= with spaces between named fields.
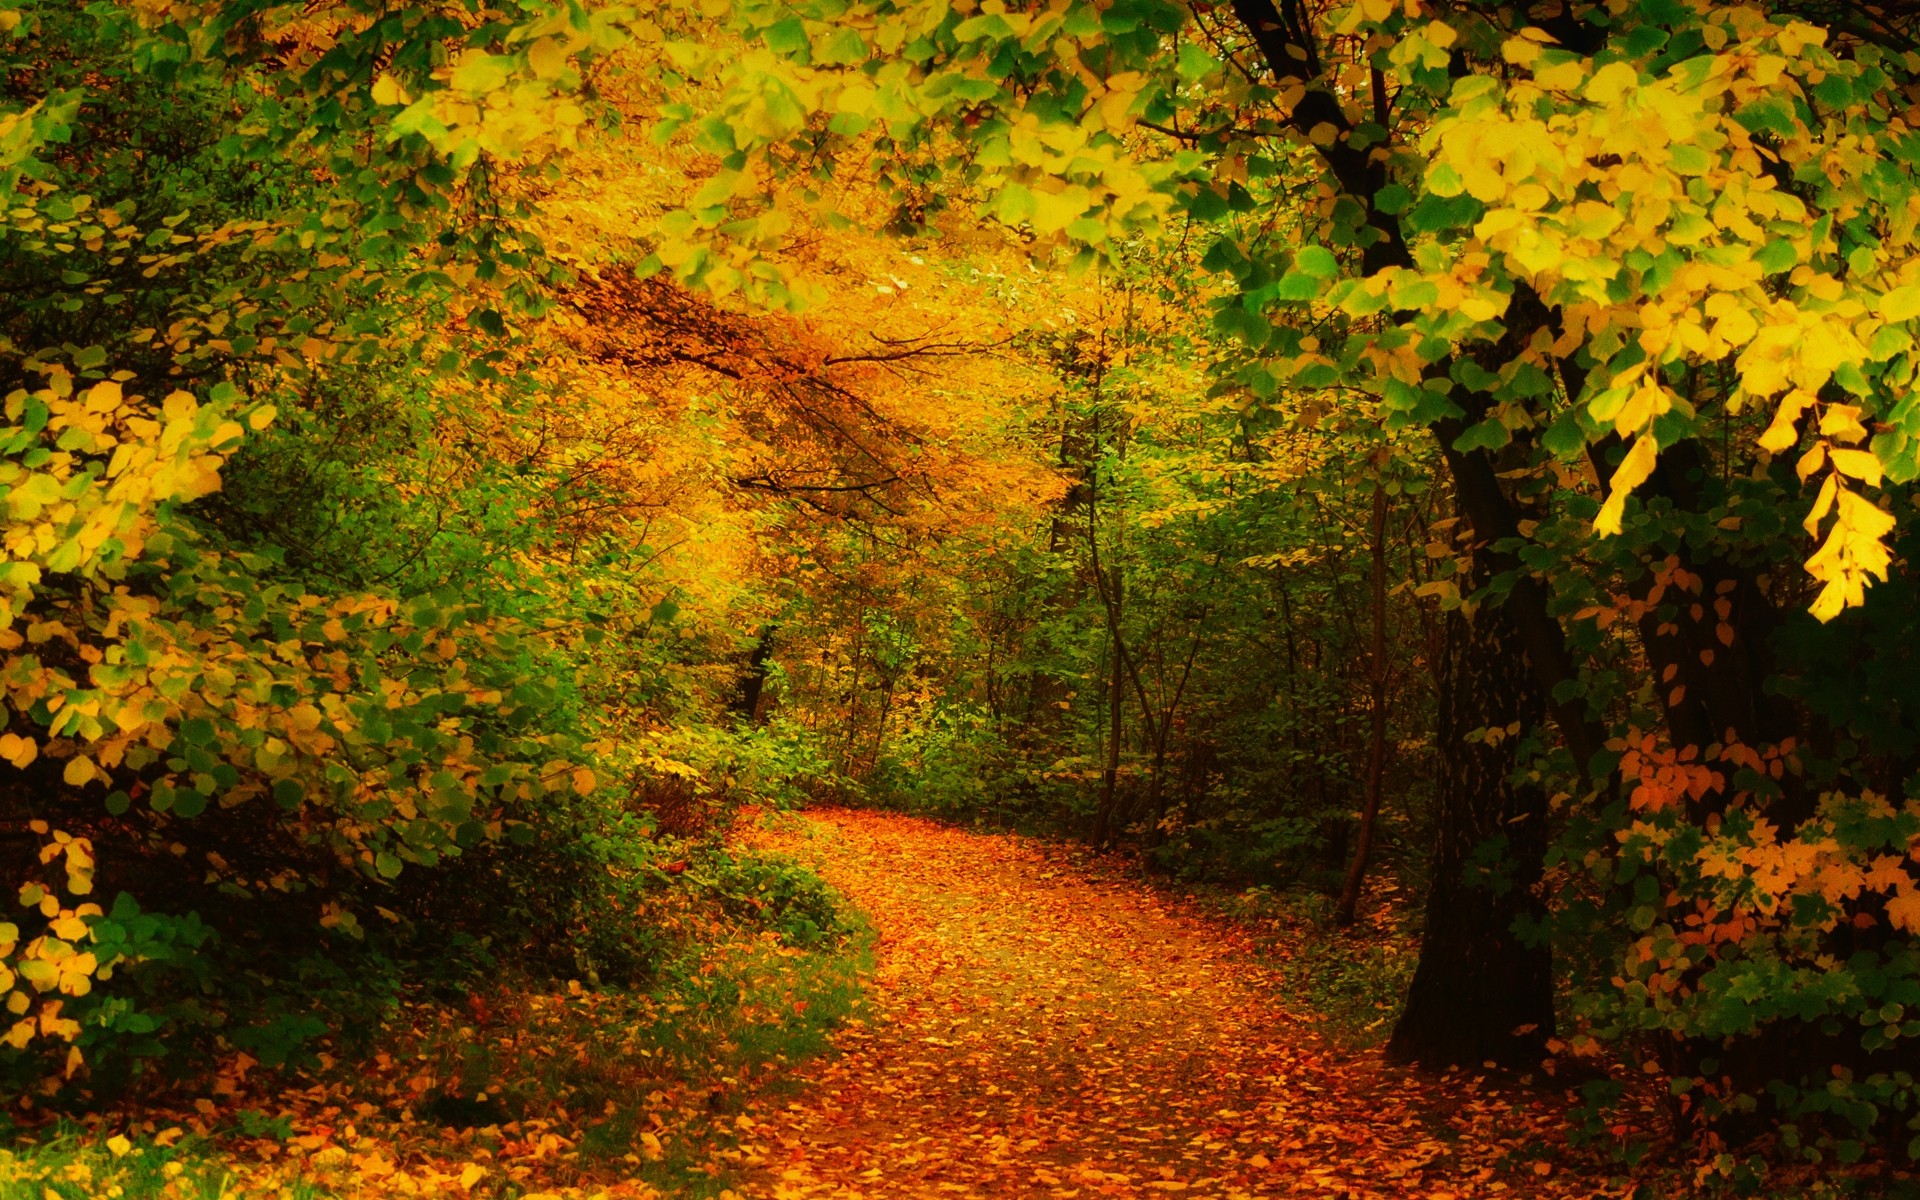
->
xmin=1028 ymin=186 xmax=1090 ymax=236
xmin=459 ymin=1163 xmax=487 ymax=1189
xmin=247 ymin=405 xmax=277 ymax=431
xmin=571 ymin=767 xmax=597 ymax=795
xmin=1595 ymin=435 xmax=1658 ymax=536
xmin=640 ymin=1131 xmax=665 ymax=1161
xmin=449 ymin=53 xmax=511 ymax=96
xmin=162 ymin=391 xmax=197 ymax=421
xmin=1820 ymin=403 xmax=1870 ymax=444
xmin=1758 ymin=391 xmax=1813 ymax=453
xmin=1830 ymin=447 xmax=1884 ymax=486
xmin=106 ymin=1134 xmax=131 ymax=1158
xmin=1803 ymin=473 xmax=1838 ymax=536
xmin=1503 ymin=36 xmax=1542 ymax=66
xmin=1889 ymin=889 xmax=1920 ymax=933
xmin=1796 ymin=441 xmax=1827 ymax=483
xmin=1611 ymin=380 xmax=1670 ymax=437
xmin=61 ymin=757 xmax=94 ymax=787
xmin=83 ymin=381 xmax=123 ymax=414
xmin=0 ymin=733 xmax=37 ymax=769
xmin=1880 ymin=284 xmax=1920 ymax=322
xmin=371 ymin=74 xmax=410 ymax=107
xmin=527 ymin=39 xmax=569 ymax=81
xmin=1778 ymin=19 xmax=1828 ymax=57
xmin=1805 ymin=486 xmax=1895 ymax=620
xmin=1534 ymin=58 xmax=1588 ymax=92
xmin=1585 ymin=61 xmax=1640 ymax=105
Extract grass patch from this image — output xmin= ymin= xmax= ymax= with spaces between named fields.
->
xmin=0 ymin=1123 xmax=333 ymax=1200
xmin=1209 ymin=884 xmax=1418 ymax=1047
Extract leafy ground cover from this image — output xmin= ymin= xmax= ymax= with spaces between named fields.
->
xmin=736 ymin=808 xmax=1614 ymax=1199
xmin=12 ymin=805 xmax=1920 ymax=1199
xmin=0 ymin=846 xmax=865 ymax=1200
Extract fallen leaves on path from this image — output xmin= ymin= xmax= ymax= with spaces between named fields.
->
xmin=734 ymin=808 xmax=1615 ymax=1200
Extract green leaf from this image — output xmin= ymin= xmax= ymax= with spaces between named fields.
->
xmin=1388 ymin=278 xmax=1439 ymax=310
xmin=1333 ymin=280 xmax=1389 ymax=317
xmin=817 ymin=28 xmax=868 ymax=65
xmin=1186 ymin=185 xmax=1229 ymax=222
xmin=1294 ymin=245 xmax=1338 ymax=279
xmin=1425 ymin=162 xmax=1465 ymax=197
xmin=1733 ymin=95 xmax=1800 ymax=139
xmin=762 ymin=17 xmax=810 ymax=57
xmin=1541 ymin=410 xmax=1588 ymax=458
xmin=953 ymin=13 xmax=1014 ymax=41
xmin=1273 ymin=271 xmax=1320 ymax=301
xmin=1755 ymin=239 xmax=1797 ymax=275
xmin=1176 ymin=42 xmax=1216 ymax=82
xmin=993 ymin=182 xmax=1035 ymax=225
xmin=1812 ymin=74 xmax=1854 ymax=110
xmin=1405 ymin=193 xmax=1480 ymax=235
xmin=1451 ymin=419 xmax=1510 ymax=453
xmin=1213 ymin=305 xmax=1269 ymax=346
xmin=1882 ymin=284 xmax=1920 ymax=323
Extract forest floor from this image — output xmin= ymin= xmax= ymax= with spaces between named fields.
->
xmin=17 ymin=806 xmax=1835 ymax=1200
xmin=731 ymin=807 xmax=1622 ymax=1200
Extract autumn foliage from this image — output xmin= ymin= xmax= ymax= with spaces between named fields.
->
xmin=16 ymin=0 xmax=1920 ymax=1194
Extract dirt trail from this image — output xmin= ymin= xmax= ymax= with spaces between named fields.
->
xmin=732 ymin=808 xmax=1601 ymax=1200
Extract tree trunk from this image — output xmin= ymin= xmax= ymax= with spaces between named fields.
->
xmin=730 ymin=626 xmax=775 ymax=724
xmin=1388 ymin=589 xmax=1555 ymax=1069
xmin=1094 ymin=566 xmax=1124 ymax=848
xmin=1336 ymin=483 xmax=1390 ymax=927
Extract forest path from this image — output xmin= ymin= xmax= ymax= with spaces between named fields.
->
xmin=730 ymin=808 xmax=1593 ymax=1200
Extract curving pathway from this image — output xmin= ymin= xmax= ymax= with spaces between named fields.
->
xmin=730 ymin=808 xmax=1601 ymax=1200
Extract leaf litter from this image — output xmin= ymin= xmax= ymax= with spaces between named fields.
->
xmin=5 ymin=808 xmax=1629 ymax=1200
xmin=732 ymin=808 xmax=1615 ymax=1199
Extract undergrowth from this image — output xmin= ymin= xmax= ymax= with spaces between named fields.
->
xmin=0 ymin=843 xmax=870 ymax=1199
xmin=1209 ymin=883 xmax=1419 ymax=1048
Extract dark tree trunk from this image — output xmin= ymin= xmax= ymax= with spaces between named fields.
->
xmin=1337 ymin=483 xmax=1390 ymax=927
xmin=1093 ymin=567 xmax=1125 ymax=849
xmin=730 ymin=627 xmax=775 ymax=724
xmin=1388 ymin=592 xmax=1555 ymax=1069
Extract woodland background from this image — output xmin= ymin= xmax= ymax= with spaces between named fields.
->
xmin=5 ymin=0 xmax=1920 ymax=1194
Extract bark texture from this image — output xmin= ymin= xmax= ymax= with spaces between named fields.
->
xmin=1388 ymin=596 xmax=1555 ymax=1068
